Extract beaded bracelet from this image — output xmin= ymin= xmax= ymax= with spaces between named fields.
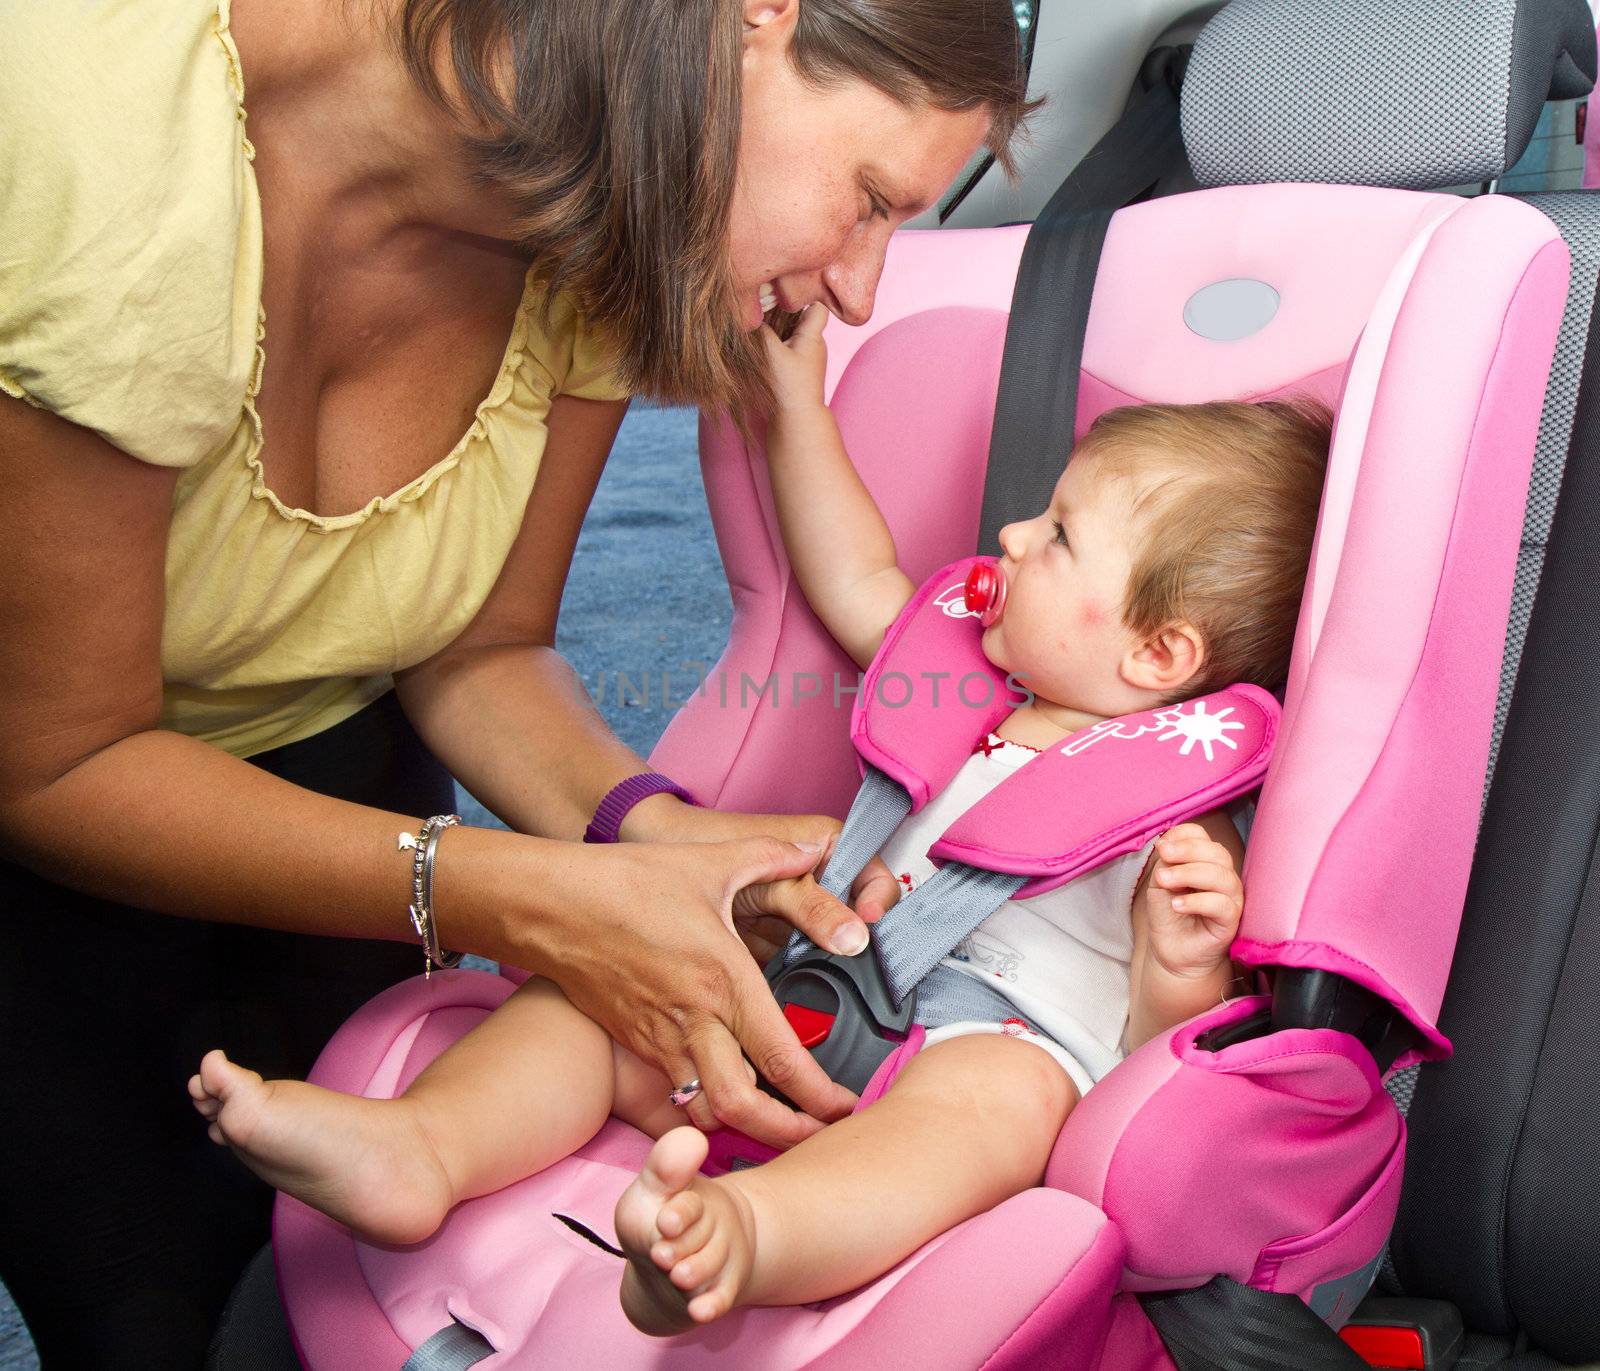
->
xmin=397 ymin=814 xmax=463 ymax=978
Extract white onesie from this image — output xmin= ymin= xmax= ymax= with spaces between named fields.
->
xmin=874 ymin=733 xmax=1156 ymax=1097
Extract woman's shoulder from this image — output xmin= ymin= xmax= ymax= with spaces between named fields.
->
xmin=517 ymin=283 xmax=632 ymax=405
xmin=0 ymin=0 xmax=262 ymax=468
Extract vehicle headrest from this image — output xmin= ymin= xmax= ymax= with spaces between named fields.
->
xmin=1182 ymin=0 xmax=1598 ymax=191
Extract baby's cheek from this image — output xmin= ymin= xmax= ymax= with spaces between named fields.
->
xmin=1077 ymin=599 xmax=1108 ymax=630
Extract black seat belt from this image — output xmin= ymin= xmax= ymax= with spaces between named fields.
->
xmin=977 ymin=47 xmax=1189 ymax=552
xmin=1141 ymin=1278 xmax=1372 ymax=1371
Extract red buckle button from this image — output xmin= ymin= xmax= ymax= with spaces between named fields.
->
xmin=1339 ymin=1325 xmax=1426 ymax=1369
xmin=783 ymin=1003 xmax=835 ymax=1048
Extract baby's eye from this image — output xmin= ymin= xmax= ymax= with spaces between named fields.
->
xmin=1051 ymin=518 xmax=1069 ymax=549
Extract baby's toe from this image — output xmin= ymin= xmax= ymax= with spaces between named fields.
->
xmin=653 ymin=1207 xmax=717 ymax=1271
xmin=687 ymin=1280 xmax=736 ymax=1324
xmin=199 ymin=1048 xmax=253 ymax=1100
xmin=656 ymin=1189 xmax=703 ymax=1239
xmin=671 ymin=1229 xmax=729 ymax=1292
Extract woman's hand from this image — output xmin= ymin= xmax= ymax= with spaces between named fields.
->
xmin=622 ymin=796 xmax=901 ymax=961
xmin=516 ymin=835 xmax=873 ymax=1149
xmin=761 ymin=303 xmax=830 ymax=413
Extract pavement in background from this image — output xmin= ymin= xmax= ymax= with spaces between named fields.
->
xmin=0 ymin=403 xmax=727 ymax=1369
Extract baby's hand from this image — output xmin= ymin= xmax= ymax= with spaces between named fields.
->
xmin=761 ymin=303 xmax=829 ymax=414
xmin=1144 ymin=823 xmax=1245 ymax=978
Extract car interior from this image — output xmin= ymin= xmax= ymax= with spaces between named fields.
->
xmin=202 ymin=2 xmax=1600 ymax=1368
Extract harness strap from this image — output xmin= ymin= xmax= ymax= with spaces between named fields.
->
xmin=782 ymin=769 xmax=1025 ymax=1013
xmin=874 ymin=863 xmax=1029 ymax=1010
xmin=818 ymin=765 xmax=915 ymax=901
xmin=400 ymin=1320 xmax=496 ymax=1371
xmin=783 ymin=765 xmax=912 ymax=968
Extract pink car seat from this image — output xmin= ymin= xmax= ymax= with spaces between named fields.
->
xmin=269 ymin=2 xmax=1596 ymax=1367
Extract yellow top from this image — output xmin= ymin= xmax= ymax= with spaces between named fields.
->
xmin=0 ymin=0 xmax=628 ymax=758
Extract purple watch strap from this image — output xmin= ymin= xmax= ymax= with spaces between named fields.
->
xmin=583 ymin=773 xmax=697 ymax=844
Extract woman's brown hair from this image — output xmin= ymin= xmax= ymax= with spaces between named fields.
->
xmin=396 ymin=0 xmax=1035 ymax=414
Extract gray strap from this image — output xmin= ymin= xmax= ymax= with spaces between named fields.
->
xmin=818 ymin=765 xmax=914 ymax=899
xmin=783 ymin=766 xmax=912 ymax=967
xmin=875 ymin=863 xmax=1028 ymax=1008
xmin=401 ymin=1321 xmax=496 ymax=1371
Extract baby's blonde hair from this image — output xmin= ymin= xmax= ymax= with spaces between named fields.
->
xmin=1078 ymin=399 xmax=1333 ymax=699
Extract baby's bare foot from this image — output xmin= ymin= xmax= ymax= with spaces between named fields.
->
xmin=615 ymin=1126 xmax=759 ymax=1334
xmin=188 ymin=1049 xmax=454 ymax=1245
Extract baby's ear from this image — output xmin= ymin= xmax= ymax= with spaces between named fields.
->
xmin=1122 ymin=621 xmax=1206 ymax=695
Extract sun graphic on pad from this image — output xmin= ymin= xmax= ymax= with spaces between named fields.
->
xmin=1153 ymin=701 xmax=1246 ymax=762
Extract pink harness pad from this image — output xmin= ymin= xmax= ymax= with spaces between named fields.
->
xmin=852 ymin=557 xmax=1015 ymax=810
xmin=851 ymin=557 xmax=1280 ymax=898
xmin=932 ymin=685 xmax=1279 ymax=899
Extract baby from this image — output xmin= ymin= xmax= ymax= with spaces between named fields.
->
xmin=188 ymin=305 xmax=1330 ymax=1336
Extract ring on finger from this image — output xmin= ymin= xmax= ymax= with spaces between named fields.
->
xmin=669 ymin=1078 xmax=703 ymax=1108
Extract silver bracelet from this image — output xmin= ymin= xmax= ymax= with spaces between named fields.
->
xmin=397 ymin=814 xmax=463 ymax=978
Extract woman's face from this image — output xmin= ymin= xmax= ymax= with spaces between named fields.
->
xmin=730 ymin=1 xmax=993 ymax=331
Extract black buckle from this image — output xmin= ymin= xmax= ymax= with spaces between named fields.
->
xmin=763 ymin=943 xmax=917 ymax=1097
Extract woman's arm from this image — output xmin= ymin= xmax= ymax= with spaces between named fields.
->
xmin=396 ymin=393 xmax=901 ymax=901
xmin=394 ymin=395 xmax=649 ymax=841
xmin=761 ymin=308 xmax=915 ymax=669
xmin=1125 ymin=813 xmax=1247 ymax=1052
xmin=0 ymin=392 xmax=856 ymax=1147
xmin=0 ymin=390 xmax=484 ymax=939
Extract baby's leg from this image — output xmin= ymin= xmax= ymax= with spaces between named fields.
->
xmin=615 ymin=1033 xmax=1078 ymax=1334
xmin=190 ymin=977 xmax=626 ymax=1244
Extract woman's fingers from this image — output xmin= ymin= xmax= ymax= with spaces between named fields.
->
xmin=723 ymin=976 xmax=857 ymax=1130
xmin=523 ymin=837 xmax=860 ymax=1151
xmin=848 ymin=855 xmax=901 ymax=924
xmin=661 ymin=1048 xmax=722 ymax=1132
xmin=684 ymin=1011 xmax=839 ymax=1148
xmin=732 ymin=913 xmax=791 ymax=965
xmin=728 ymin=839 xmax=869 ymax=956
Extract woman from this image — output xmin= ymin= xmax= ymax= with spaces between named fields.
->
xmin=0 ymin=0 xmax=1033 ymax=1363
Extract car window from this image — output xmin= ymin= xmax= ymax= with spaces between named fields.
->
xmin=1497 ymin=99 xmax=1588 ymax=194
xmin=936 ymin=0 xmax=1042 ymax=222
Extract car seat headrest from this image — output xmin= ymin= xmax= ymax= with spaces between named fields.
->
xmin=1183 ymin=0 xmax=1598 ymax=191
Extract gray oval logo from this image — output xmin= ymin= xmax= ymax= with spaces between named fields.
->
xmin=1182 ymin=278 xmax=1281 ymax=342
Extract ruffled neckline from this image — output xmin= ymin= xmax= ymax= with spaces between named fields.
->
xmin=212 ymin=0 xmax=540 ymax=534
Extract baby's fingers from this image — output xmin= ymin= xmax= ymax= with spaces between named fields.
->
xmin=1168 ymin=889 xmax=1242 ymax=928
xmin=1156 ymin=833 xmax=1233 ymax=869
xmin=792 ymin=302 xmax=829 ymax=339
xmin=1155 ymin=860 xmax=1242 ymax=900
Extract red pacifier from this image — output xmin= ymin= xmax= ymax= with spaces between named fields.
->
xmin=963 ymin=560 xmax=1008 ymax=627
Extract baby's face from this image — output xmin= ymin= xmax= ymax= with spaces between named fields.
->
xmin=982 ymin=456 xmax=1146 ymax=715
